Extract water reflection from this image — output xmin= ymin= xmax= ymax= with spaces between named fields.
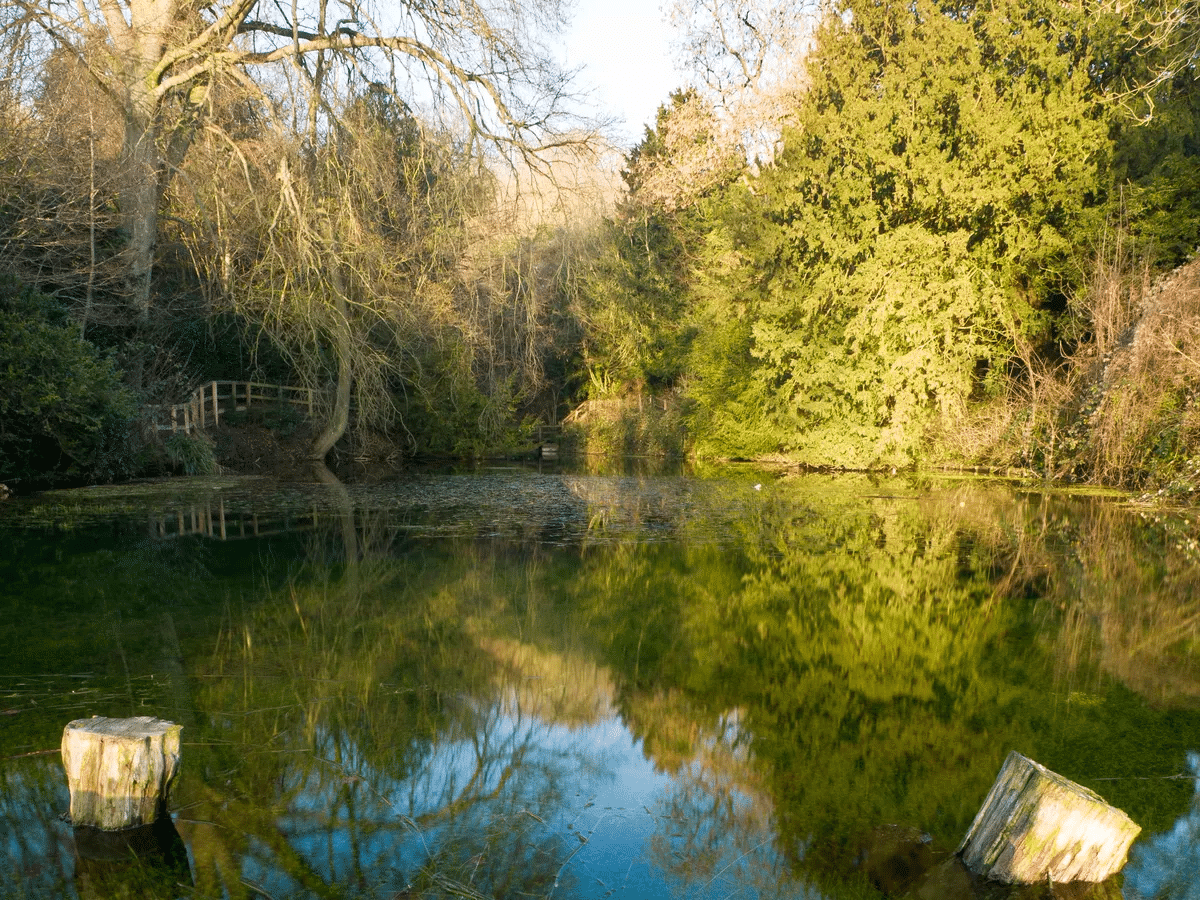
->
xmin=2 ymin=472 xmax=1200 ymax=898
xmin=1124 ymin=754 xmax=1200 ymax=900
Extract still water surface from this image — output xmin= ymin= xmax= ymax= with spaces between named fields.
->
xmin=2 ymin=466 xmax=1200 ymax=899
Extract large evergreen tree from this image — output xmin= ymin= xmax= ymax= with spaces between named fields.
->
xmin=697 ymin=0 xmax=1123 ymax=465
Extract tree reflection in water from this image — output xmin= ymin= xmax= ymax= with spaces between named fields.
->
xmin=175 ymin=520 xmax=601 ymax=897
xmin=4 ymin=472 xmax=1200 ymax=898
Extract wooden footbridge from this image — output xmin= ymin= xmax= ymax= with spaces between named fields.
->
xmin=147 ymin=379 xmax=565 ymax=458
xmin=149 ymin=499 xmax=321 ymax=541
xmin=146 ymin=381 xmax=317 ymax=435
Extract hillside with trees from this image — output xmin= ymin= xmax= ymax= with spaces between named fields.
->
xmin=4 ymin=0 xmax=1200 ymax=489
xmin=575 ymin=0 xmax=1200 ymax=486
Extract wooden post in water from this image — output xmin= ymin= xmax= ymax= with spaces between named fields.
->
xmin=958 ymin=751 xmax=1140 ymax=884
xmin=61 ymin=717 xmax=182 ymax=830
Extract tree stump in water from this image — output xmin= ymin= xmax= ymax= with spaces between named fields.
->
xmin=958 ymin=751 xmax=1140 ymax=884
xmin=61 ymin=717 xmax=182 ymax=830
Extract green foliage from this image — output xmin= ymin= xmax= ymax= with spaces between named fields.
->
xmin=1109 ymin=74 xmax=1200 ymax=269
xmin=685 ymin=309 xmax=785 ymax=459
xmin=576 ymin=93 xmax=734 ymax=402
xmin=0 ymin=277 xmax=138 ymax=484
xmin=573 ymin=0 xmax=1200 ymax=473
xmin=388 ymin=337 xmax=522 ymax=457
xmin=163 ymin=432 xmax=219 ymax=475
xmin=565 ymin=395 xmax=688 ymax=459
xmin=578 ymin=212 xmax=693 ymax=394
xmin=716 ymin=0 xmax=1119 ymax=465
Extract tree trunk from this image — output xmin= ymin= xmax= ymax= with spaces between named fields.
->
xmin=310 ymin=281 xmax=353 ymax=460
xmin=958 ymin=751 xmax=1140 ymax=884
xmin=122 ymin=117 xmax=161 ymax=324
xmin=113 ymin=14 xmax=205 ymax=327
xmin=61 ymin=716 xmax=182 ymax=830
xmin=113 ymin=7 xmax=173 ymax=325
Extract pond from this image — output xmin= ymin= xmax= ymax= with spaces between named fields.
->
xmin=2 ymin=465 xmax=1200 ymax=899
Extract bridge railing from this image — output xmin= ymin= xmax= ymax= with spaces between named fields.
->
xmin=146 ymin=381 xmax=317 ymax=435
xmin=148 ymin=499 xmax=321 ymax=541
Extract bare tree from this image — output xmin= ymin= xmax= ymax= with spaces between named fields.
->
xmin=180 ymin=92 xmax=487 ymax=457
xmin=0 ymin=50 xmax=130 ymax=330
xmin=6 ymin=0 xmax=594 ymax=322
xmin=622 ymin=89 xmax=743 ymax=211
xmin=1122 ymin=0 xmax=1200 ymax=101
xmin=183 ymin=82 xmax=591 ymax=458
xmin=668 ymin=0 xmax=816 ymax=162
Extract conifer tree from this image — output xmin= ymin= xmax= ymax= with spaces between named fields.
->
xmin=720 ymin=0 xmax=1119 ymax=464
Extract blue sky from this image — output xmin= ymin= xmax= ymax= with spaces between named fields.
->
xmin=561 ymin=0 xmax=684 ymax=147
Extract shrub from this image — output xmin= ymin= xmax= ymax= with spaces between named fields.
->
xmin=0 ymin=278 xmax=138 ymax=485
xmin=563 ymin=393 xmax=687 ymax=459
xmin=164 ymin=432 xmax=219 ymax=476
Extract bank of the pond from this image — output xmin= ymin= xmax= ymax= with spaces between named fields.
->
xmin=553 ymin=258 xmax=1200 ymax=500
xmin=10 ymin=253 xmax=1200 ymax=499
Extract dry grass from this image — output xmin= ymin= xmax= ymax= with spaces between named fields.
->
xmin=1089 ymin=257 xmax=1200 ymax=485
xmin=925 ymin=359 xmax=1085 ymax=480
xmin=1087 ymin=223 xmax=1150 ymax=363
xmin=1051 ymin=505 xmax=1200 ymax=703
xmin=925 ymin=394 xmax=1023 ymax=469
xmin=935 ymin=227 xmax=1200 ymax=487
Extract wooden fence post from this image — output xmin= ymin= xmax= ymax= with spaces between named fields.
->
xmin=61 ymin=716 xmax=182 ymax=831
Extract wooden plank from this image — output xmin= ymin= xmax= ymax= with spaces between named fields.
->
xmin=958 ymin=751 xmax=1140 ymax=883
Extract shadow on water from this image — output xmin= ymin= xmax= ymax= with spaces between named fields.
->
xmin=2 ymin=470 xmax=1200 ymax=897
xmin=71 ymin=818 xmax=192 ymax=900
